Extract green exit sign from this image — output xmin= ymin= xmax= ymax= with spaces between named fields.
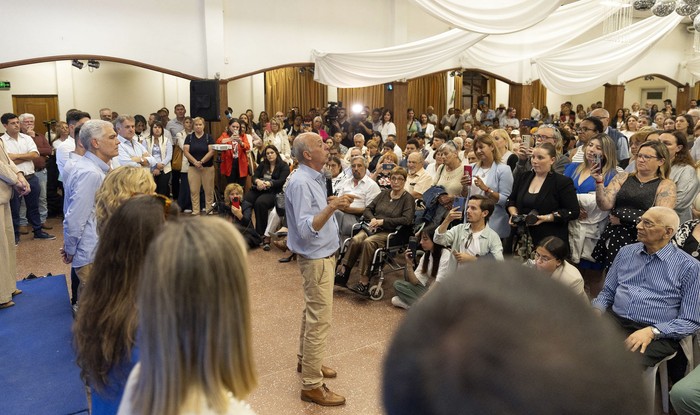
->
xmin=0 ymin=81 xmax=10 ymax=90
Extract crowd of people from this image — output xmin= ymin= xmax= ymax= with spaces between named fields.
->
xmin=4 ymin=97 xmax=700 ymax=413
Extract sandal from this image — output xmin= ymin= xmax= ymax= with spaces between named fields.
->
xmin=0 ymin=301 xmax=15 ymax=309
xmin=12 ymin=289 xmax=22 ymax=296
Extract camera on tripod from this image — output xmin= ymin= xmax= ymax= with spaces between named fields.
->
xmin=325 ymin=101 xmax=342 ymax=124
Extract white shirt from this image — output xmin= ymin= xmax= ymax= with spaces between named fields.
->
xmin=1 ymin=132 xmax=38 ymax=175
xmin=337 ymin=175 xmax=381 ymax=210
xmin=56 ymin=137 xmax=76 ymax=179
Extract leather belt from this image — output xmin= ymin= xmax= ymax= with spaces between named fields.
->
xmin=24 ymin=173 xmax=35 ymax=180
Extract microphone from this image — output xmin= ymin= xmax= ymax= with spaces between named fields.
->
xmin=324 ymin=169 xmax=334 ymax=197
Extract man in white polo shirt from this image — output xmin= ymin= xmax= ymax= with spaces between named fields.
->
xmin=1 ymin=113 xmax=55 ymax=243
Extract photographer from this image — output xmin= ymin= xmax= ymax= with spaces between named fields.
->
xmin=223 ymin=183 xmax=253 ymax=228
xmin=350 ymin=111 xmax=373 ymax=141
xmin=507 ymin=143 xmax=579 ymax=259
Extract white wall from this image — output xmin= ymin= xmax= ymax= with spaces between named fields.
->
xmin=0 ymin=61 xmax=190 ymax=121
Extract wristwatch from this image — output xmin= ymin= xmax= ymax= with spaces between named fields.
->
xmin=650 ymin=327 xmax=661 ymax=340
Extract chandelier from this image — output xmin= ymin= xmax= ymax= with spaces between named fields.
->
xmin=632 ymin=1 xmax=700 ymax=51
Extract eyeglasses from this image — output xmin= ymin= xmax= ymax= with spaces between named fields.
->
xmin=577 ymin=127 xmax=595 ymax=133
xmin=534 ymin=252 xmax=554 ymax=263
xmin=534 ymin=134 xmax=554 ymax=141
xmin=390 ymin=176 xmax=405 ymax=182
xmin=635 ymin=217 xmax=661 ymax=229
xmin=637 ymin=154 xmax=660 ymax=161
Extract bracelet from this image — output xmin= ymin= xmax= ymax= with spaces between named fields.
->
xmin=595 ymin=180 xmax=603 ymax=184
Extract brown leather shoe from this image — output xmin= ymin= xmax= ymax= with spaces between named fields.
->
xmin=42 ymin=223 xmax=53 ymax=230
xmin=297 ymin=363 xmax=337 ymax=378
xmin=19 ymin=226 xmax=29 ymax=235
xmin=300 ymin=384 xmax=345 ymax=406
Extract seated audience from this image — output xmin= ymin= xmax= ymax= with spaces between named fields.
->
xmin=334 ymin=156 xmax=381 ymax=238
xmin=507 ymin=143 xmax=579 ymax=258
xmin=592 ymin=207 xmax=700 ymax=382
xmin=327 ymin=156 xmax=346 ymax=196
xmin=366 ymin=139 xmax=381 ymax=172
xmin=391 ymin=224 xmax=449 ymax=310
xmin=592 ymin=141 xmax=676 ymax=270
xmin=372 ymin=151 xmax=399 ymax=190
xmin=335 ymin=167 xmax=414 ymax=295
xmin=624 ymin=129 xmax=656 ymax=173
xmin=671 ymin=364 xmax=700 ymax=415
xmin=344 ymin=133 xmax=367 ymax=162
xmin=244 ymin=145 xmax=290 ymax=249
xmin=404 ymin=152 xmax=433 ymax=200
xmin=117 ymin=218 xmax=256 ymax=415
xmin=434 ymin=195 xmax=504 ymax=274
xmin=224 ymin=183 xmax=253 ymax=230
xmin=74 ymin=195 xmax=179 ymax=415
xmin=433 ymin=142 xmax=469 ymax=197
xmin=383 ymin=261 xmax=647 ymax=415
xmin=533 ymin=236 xmax=587 ymax=302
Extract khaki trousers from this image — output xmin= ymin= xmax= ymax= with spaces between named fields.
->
xmin=297 ymin=255 xmax=335 ymax=390
xmin=344 ymin=230 xmax=389 ymax=277
xmin=0 ymin=203 xmax=16 ymax=303
xmin=188 ymin=166 xmax=214 ymax=214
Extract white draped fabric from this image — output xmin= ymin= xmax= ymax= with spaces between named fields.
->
xmin=461 ymin=0 xmax=623 ymax=67
xmin=410 ymin=0 xmax=561 ymax=34
xmin=312 ymin=30 xmax=485 ymax=88
xmin=535 ymin=14 xmax=684 ymax=95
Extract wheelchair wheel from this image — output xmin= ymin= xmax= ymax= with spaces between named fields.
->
xmin=369 ymin=285 xmax=384 ymax=301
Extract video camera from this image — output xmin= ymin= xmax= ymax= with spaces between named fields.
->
xmin=325 ymin=101 xmax=343 ymax=124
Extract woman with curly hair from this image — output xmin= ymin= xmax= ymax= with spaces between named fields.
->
xmin=94 ymin=166 xmax=155 ymax=234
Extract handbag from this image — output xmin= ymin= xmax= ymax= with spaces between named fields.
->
xmin=275 ymin=192 xmax=286 ymax=217
xmin=172 ymin=145 xmax=183 ymax=171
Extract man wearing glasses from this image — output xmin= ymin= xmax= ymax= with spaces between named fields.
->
xmin=569 ymin=117 xmax=605 ymax=164
xmin=592 ymin=206 xmax=700 ymax=382
xmin=514 ymin=124 xmax=571 ymax=177
xmin=591 ymin=108 xmax=630 ymax=168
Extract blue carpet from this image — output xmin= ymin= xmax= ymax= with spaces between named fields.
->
xmin=0 ymin=275 xmax=88 ymax=415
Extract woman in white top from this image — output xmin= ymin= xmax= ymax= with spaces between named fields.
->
xmin=142 ymin=120 xmax=172 ymax=196
xmin=391 ymin=224 xmax=450 ymax=309
xmin=117 ymin=218 xmax=257 ymax=415
xmin=424 ymin=148 xmax=445 ymax=181
xmin=51 ymin=121 xmax=69 ymax=150
xmin=419 ymin=113 xmax=435 ymax=139
xmin=621 ymin=114 xmax=638 ymax=140
xmin=534 ymin=236 xmax=588 ymax=302
xmin=263 ymin=117 xmax=291 ymax=164
xmin=380 ymin=110 xmax=397 ymax=143
xmin=490 ymin=129 xmax=518 ymax=171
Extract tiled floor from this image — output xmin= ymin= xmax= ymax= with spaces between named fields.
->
xmin=15 ymin=216 xmax=408 ymax=415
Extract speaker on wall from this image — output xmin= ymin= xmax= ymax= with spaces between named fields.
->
xmin=190 ymin=80 xmax=220 ymax=122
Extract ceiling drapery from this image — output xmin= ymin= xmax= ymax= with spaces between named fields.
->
xmin=409 ymin=0 xmax=561 ymax=34
xmin=535 ymin=14 xmax=683 ymax=95
xmin=460 ymin=0 xmax=623 ymax=68
xmin=312 ymin=30 xmax=485 ymax=88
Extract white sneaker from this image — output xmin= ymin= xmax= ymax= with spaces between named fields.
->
xmin=391 ymin=296 xmax=410 ymax=310
xmin=184 ymin=209 xmax=192 ymax=213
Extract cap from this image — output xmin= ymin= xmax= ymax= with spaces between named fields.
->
xmin=510 ymin=130 xmax=520 ymax=136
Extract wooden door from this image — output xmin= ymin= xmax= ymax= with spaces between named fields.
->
xmin=12 ymin=95 xmax=59 ymax=136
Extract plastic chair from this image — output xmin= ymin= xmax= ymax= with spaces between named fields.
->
xmin=643 ymin=352 xmax=676 ymax=414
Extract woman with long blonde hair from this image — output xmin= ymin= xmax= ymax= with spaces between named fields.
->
xmin=94 ymin=166 xmax=155 ymax=234
xmin=117 ymin=218 xmax=257 ymax=415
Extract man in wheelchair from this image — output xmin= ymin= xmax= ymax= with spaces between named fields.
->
xmin=334 ymin=167 xmax=415 ymax=296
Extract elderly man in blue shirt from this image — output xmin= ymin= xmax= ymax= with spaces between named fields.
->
xmin=61 ymin=120 xmax=119 ymax=310
xmin=592 ymin=206 xmax=700 ymax=380
xmin=286 ymin=132 xmax=353 ymax=407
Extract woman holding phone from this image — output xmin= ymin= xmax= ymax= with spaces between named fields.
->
xmin=372 ymin=151 xmax=399 ymax=190
xmin=224 ymin=183 xmax=253 ymax=228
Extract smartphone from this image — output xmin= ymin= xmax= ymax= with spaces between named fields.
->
xmin=522 ymin=135 xmax=532 ymax=149
xmin=408 ymin=236 xmax=419 ymax=259
xmin=232 ymin=196 xmax=240 ymax=209
xmin=452 ymin=196 xmax=466 ymax=212
xmin=382 ymin=163 xmax=395 ymax=171
xmin=593 ymin=153 xmax=602 ymax=173
xmin=463 ymin=165 xmax=472 ymax=186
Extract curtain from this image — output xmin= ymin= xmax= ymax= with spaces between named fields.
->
xmin=487 ymin=78 xmax=496 ymax=108
xmin=265 ymin=67 xmax=327 ymax=116
xmin=408 ymin=72 xmax=447 ymax=121
xmin=312 ymin=30 xmax=485 ymax=88
xmin=461 ymin=0 xmax=622 ymax=68
xmin=453 ymin=74 xmax=462 ymax=110
xmin=532 ymin=80 xmax=547 ymax=113
xmin=411 ymin=0 xmax=560 ymax=34
xmin=337 ymin=85 xmax=384 ymax=112
xmin=535 ymin=14 xmax=683 ymax=95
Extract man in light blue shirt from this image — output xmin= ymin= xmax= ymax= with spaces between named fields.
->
xmin=62 ymin=120 xmax=119 ymax=308
xmin=592 ymin=207 xmax=700 ymax=379
xmin=114 ymin=115 xmax=154 ymax=169
xmin=286 ymin=132 xmax=353 ymax=407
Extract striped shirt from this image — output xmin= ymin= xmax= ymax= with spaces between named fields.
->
xmin=592 ymin=242 xmax=700 ymax=339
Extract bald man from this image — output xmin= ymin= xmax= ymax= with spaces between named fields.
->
xmin=593 ymin=207 xmax=700 ymax=380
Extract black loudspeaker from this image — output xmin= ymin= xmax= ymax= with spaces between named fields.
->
xmin=190 ymin=80 xmax=220 ymax=121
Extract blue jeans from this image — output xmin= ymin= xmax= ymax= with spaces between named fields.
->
xmin=10 ymin=174 xmax=41 ymax=237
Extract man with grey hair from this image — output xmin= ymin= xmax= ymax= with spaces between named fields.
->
xmin=99 ymin=108 xmax=112 ymax=122
xmin=62 ymin=120 xmax=118 ymax=310
xmin=114 ymin=115 xmax=153 ymax=170
xmin=404 ymin=151 xmax=432 ymax=199
xmin=593 ymin=206 xmax=700 ymax=381
xmin=18 ymin=113 xmax=52 ymax=230
xmin=590 ymin=108 xmax=630 ymax=167
xmin=514 ymin=124 xmax=570 ymax=176
xmin=334 ymin=155 xmax=380 ymax=240
xmin=285 ymin=132 xmax=353 ymax=406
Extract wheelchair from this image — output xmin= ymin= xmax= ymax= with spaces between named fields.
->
xmin=336 ymin=218 xmax=414 ymax=301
